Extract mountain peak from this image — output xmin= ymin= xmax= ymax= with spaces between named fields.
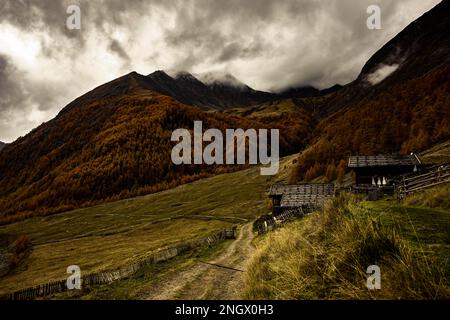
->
xmin=148 ymin=70 xmax=172 ymax=79
xmin=173 ymin=71 xmax=197 ymax=81
xmin=197 ymin=71 xmax=250 ymax=90
xmin=142 ymin=69 xmax=276 ymax=109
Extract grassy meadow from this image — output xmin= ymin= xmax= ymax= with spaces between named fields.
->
xmin=244 ymin=187 xmax=450 ymax=299
xmin=0 ymin=155 xmax=295 ymax=295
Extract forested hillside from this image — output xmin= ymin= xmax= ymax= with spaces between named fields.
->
xmin=289 ymin=0 xmax=450 ymax=182
xmin=0 ymin=88 xmax=311 ymax=224
xmin=291 ymin=62 xmax=450 ymax=182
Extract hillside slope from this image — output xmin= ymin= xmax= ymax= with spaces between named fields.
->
xmin=0 ymin=155 xmax=294 ymax=295
xmin=290 ymin=0 xmax=450 ymax=182
xmin=244 ymin=191 xmax=450 ymax=299
xmin=0 ymin=83 xmax=310 ymax=223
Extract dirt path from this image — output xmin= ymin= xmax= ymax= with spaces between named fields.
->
xmin=145 ymin=223 xmax=255 ymax=300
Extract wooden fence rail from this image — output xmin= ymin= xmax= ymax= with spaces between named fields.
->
xmin=254 ymin=206 xmax=312 ymax=235
xmin=0 ymin=227 xmax=236 ymax=301
xmin=397 ymin=162 xmax=450 ymax=198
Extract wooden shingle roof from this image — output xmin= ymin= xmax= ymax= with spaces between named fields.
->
xmin=268 ymin=184 xmax=335 ymax=196
xmin=280 ymin=194 xmax=332 ymax=207
xmin=347 ymin=154 xmax=421 ymax=168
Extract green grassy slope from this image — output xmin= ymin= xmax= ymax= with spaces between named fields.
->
xmin=244 ymin=188 xmax=450 ymax=299
xmin=419 ymin=139 xmax=450 ymax=164
xmin=364 ymin=195 xmax=450 ymax=261
xmin=0 ymin=155 xmax=295 ymax=294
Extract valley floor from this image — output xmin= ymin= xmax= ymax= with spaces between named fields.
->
xmin=1 ymin=149 xmax=448 ymax=300
xmin=0 ymin=155 xmax=295 ymax=296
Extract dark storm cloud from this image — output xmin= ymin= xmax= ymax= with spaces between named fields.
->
xmin=0 ymin=1 xmax=65 ymax=31
xmin=214 ymin=40 xmax=266 ymax=63
xmin=0 ymin=55 xmax=25 ymax=113
xmin=0 ymin=55 xmax=33 ymax=141
xmin=0 ymin=0 xmax=438 ymax=73
xmin=0 ymin=0 xmax=156 ymax=54
xmin=0 ymin=0 xmax=442 ymax=142
xmin=0 ymin=0 xmax=84 ymax=43
xmin=109 ymin=39 xmax=130 ymax=61
xmin=160 ymin=0 xmax=321 ymax=70
xmin=0 ymin=54 xmax=66 ymax=116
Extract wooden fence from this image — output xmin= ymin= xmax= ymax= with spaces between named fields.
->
xmin=396 ymin=162 xmax=450 ymax=198
xmin=0 ymin=227 xmax=236 ymax=301
xmin=254 ymin=207 xmax=305 ymax=234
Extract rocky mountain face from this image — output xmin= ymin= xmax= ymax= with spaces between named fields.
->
xmin=146 ymin=70 xmax=281 ymax=110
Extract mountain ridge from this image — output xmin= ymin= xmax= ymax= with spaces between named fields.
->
xmin=0 ymin=0 xmax=448 ymax=223
xmin=314 ymin=0 xmax=450 ymax=117
xmin=290 ymin=0 xmax=450 ymax=181
xmin=0 ymin=84 xmax=312 ymax=223
xmin=57 ymin=68 xmax=343 ymax=117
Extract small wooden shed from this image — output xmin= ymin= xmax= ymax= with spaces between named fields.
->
xmin=268 ymin=184 xmax=335 ymax=215
xmin=348 ymin=154 xmax=422 ymax=186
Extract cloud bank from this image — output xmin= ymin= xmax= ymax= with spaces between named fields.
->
xmin=0 ymin=0 xmax=442 ymax=142
xmin=366 ymin=64 xmax=400 ymax=85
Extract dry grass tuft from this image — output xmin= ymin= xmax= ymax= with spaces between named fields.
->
xmin=244 ymin=194 xmax=450 ymax=299
xmin=403 ymin=184 xmax=450 ymax=209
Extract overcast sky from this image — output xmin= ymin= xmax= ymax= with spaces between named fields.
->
xmin=0 ymin=0 xmax=441 ymax=143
